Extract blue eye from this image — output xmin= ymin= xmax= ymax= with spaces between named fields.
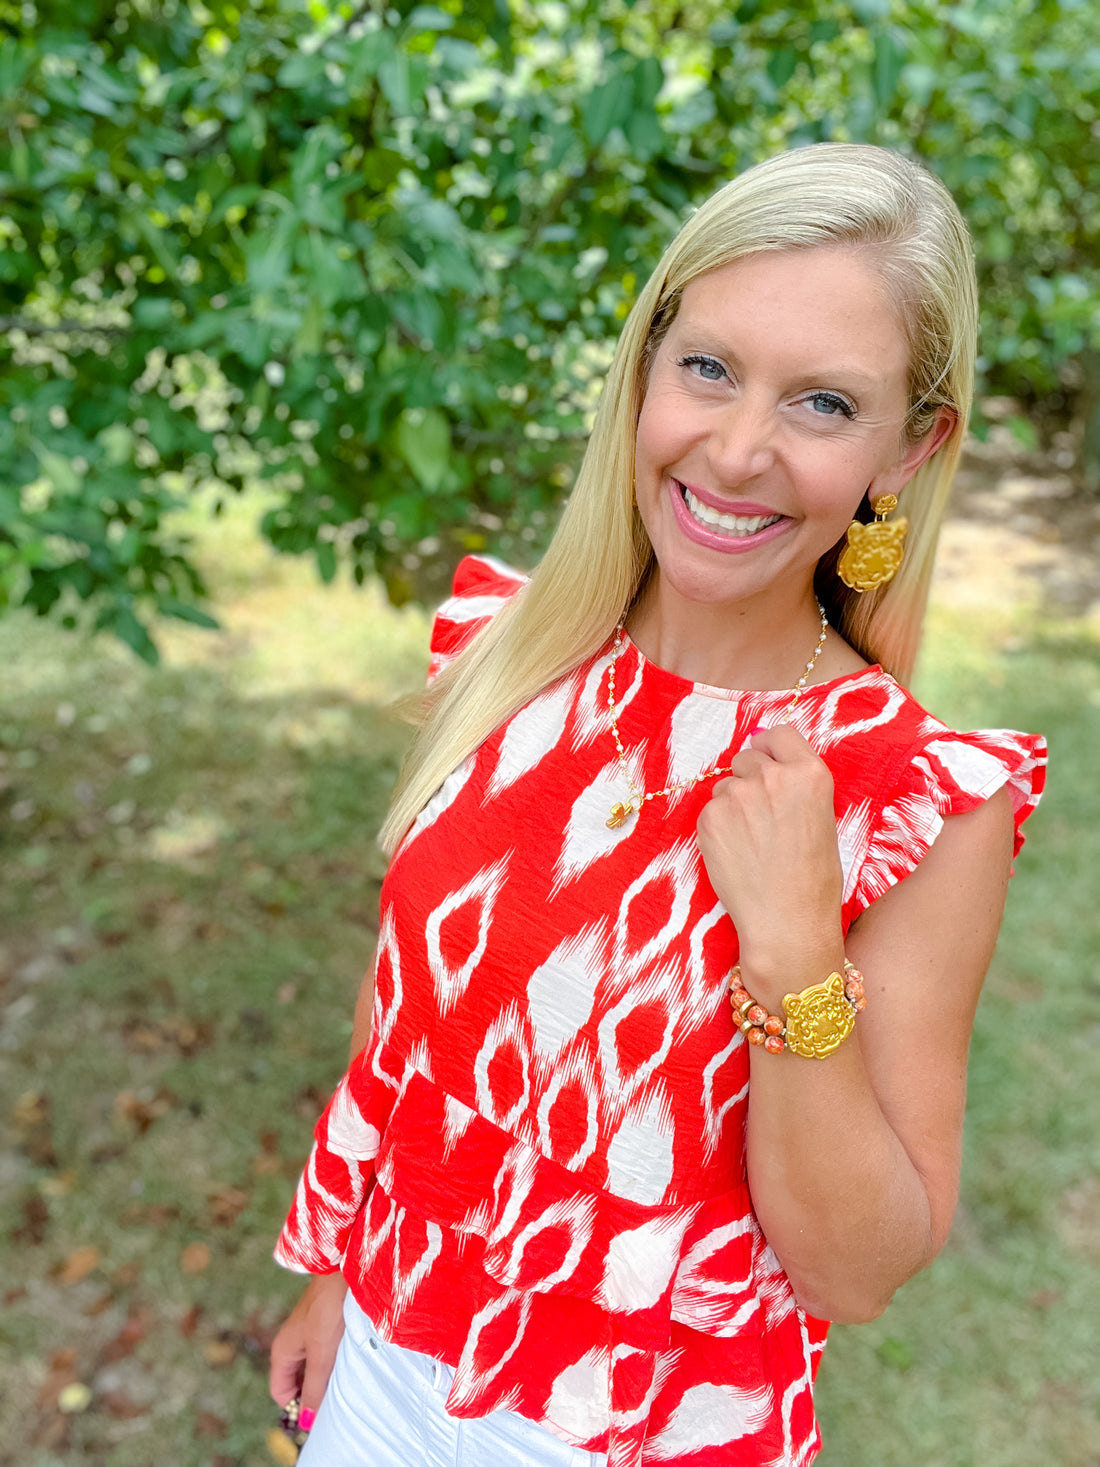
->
xmin=679 ymin=354 xmax=727 ymax=382
xmin=808 ymin=392 xmax=855 ymax=419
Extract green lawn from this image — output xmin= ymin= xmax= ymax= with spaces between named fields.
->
xmin=1 ymin=501 xmax=1096 ymax=1465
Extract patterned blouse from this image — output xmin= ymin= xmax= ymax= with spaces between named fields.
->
xmin=276 ymin=555 xmax=1045 ymax=1467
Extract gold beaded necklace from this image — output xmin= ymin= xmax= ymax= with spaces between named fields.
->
xmin=605 ymin=603 xmax=830 ymax=829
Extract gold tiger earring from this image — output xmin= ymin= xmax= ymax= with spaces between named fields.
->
xmin=837 ymin=494 xmax=908 ymax=592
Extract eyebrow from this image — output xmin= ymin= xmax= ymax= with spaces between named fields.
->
xmin=669 ymin=321 xmax=885 ymax=391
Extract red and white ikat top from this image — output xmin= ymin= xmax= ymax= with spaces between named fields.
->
xmin=276 ymin=555 xmax=1046 ymax=1467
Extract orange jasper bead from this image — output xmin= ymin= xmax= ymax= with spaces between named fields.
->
xmin=747 ymin=1004 xmax=768 ymax=1026
xmin=763 ymin=1015 xmax=784 ymax=1036
xmin=746 ymin=1027 xmax=767 ymax=1046
xmin=764 ymin=1035 xmax=785 ymax=1055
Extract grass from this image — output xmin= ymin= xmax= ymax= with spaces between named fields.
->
xmin=1 ymin=496 xmax=1097 ymax=1465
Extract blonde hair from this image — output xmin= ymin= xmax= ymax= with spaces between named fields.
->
xmin=380 ymin=143 xmax=978 ymax=853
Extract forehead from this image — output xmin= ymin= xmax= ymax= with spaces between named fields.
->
xmin=671 ymin=246 xmax=909 ymax=376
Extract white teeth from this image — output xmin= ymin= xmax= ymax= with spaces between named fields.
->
xmin=682 ymin=486 xmax=782 ymax=537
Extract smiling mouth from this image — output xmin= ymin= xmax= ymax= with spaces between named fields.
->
xmin=679 ymin=483 xmax=784 ymax=537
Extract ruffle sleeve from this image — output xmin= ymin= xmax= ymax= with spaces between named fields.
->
xmin=273 ymin=1032 xmax=399 ymax=1274
xmin=844 ymin=726 xmax=1047 ymax=921
xmin=427 ymin=554 xmax=527 ymax=685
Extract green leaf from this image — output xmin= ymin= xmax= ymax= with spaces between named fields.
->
xmin=395 ymin=408 xmax=450 ymax=491
xmin=625 ymin=107 xmax=664 ymax=162
xmin=1006 ymin=414 xmax=1039 ymax=451
xmin=581 ymin=65 xmax=634 ymax=147
xmin=33 ymin=444 xmax=81 ymax=494
xmin=632 ymin=56 xmax=665 ymax=110
xmin=108 ymin=605 xmax=159 ymax=664
xmin=405 ymin=6 xmax=455 ymax=32
xmin=872 ymin=31 xmax=906 ymax=109
xmin=766 ymin=48 xmax=798 ymax=90
xmin=157 ymin=597 xmax=220 ymax=629
xmin=277 ymin=53 xmax=326 ymax=88
xmin=133 ymin=297 xmax=176 ymax=328
xmin=97 ymin=425 xmax=134 ymax=467
xmin=315 ymin=540 xmax=337 ymax=583
xmin=378 ymin=53 xmax=428 ymax=114
xmin=244 ymin=214 xmax=297 ymax=294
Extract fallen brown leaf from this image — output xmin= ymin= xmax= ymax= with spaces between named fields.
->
xmin=121 ymin=1014 xmax=215 ymax=1057
xmin=32 ymin=1412 xmax=71 ymax=1450
xmin=203 ymin=1338 xmax=237 ymax=1367
xmin=11 ymin=1191 xmax=50 ymax=1245
xmin=100 ymin=1390 xmax=145 ymax=1419
xmin=122 ymin=1201 xmax=180 ymax=1227
xmin=112 ymin=1260 xmax=143 ymax=1287
xmin=196 ymin=1409 xmax=228 ymax=1438
xmin=294 ymin=1084 xmax=327 ymax=1118
xmin=12 ymin=1089 xmax=57 ymax=1168
xmin=208 ymin=1185 xmax=250 ymax=1227
xmin=36 ymin=1349 xmax=79 ymax=1407
xmin=121 ymin=1021 xmax=169 ymax=1054
xmin=113 ymin=1086 xmax=177 ymax=1134
xmin=56 ymin=1245 xmax=101 ymax=1285
xmin=99 ymin=1307 xmax=150 ymax=1363
xmin=241 ymin=1308 xmax=280 ymax=1355
xmin=84 ymin=1291 xmax=115 ymax=1317
xmin=181 ymin=1241 xmax=211 ymax=1274
xmin=40 ymin=1170 xmax=75 ymax=1197
xmin=179 ymin=1303 xmax=203 ymax=1337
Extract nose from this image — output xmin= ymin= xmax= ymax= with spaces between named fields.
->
xmin=705 ymin=397 xmax=777 ymax=484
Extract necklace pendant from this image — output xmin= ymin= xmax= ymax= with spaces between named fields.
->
xmin=606 ymin=801 xmax=635 ymax=829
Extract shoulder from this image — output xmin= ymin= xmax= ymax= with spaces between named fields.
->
xmin=814 ymin=672 xmax=1047 ymax=924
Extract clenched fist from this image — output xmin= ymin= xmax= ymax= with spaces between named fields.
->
xmin=695 ymin=724 xmax=846 ymax=1000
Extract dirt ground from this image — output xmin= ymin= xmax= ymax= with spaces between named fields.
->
xmin=935 ymin=420 xmax=1100 ymax=618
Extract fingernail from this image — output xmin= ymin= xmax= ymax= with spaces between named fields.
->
xmin=299 ymin=1407 xmax=317 ymax=1432
xmin=747 ymin=723 xmax=765 ymax=737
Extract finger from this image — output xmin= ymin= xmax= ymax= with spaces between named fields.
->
xmin=300 ymin=1325 xmax=344 ymax=1415
xmin=747 ymin=723 xmax=816 ymax=760
xmin=710 ymin=749 xmax=772 ymax=788
xmin=269 ymin=1335 xmax=305 ymax=1407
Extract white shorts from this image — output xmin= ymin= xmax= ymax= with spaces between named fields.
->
xmin=299 ymin=1292 xmax=607 ymax=1467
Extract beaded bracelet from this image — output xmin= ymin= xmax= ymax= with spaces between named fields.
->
xmin=729 ymin=961 xmax=867 ymax=1059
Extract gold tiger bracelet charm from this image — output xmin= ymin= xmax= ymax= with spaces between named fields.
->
xmin=781 ymin=972 xmax=856 ymax=1059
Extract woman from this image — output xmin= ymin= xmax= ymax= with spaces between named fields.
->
xmin=268 ymin=144 xmax=1045 ymax=1466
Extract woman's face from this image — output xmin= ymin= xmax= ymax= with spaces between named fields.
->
xmin=633 ymin=246 xmax=940 ymax=617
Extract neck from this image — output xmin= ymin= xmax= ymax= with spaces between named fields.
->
xmin=626 ymin=577 xmax=839 ymax=691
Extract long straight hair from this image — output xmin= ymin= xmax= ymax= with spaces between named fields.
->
xmin=380 ymin=144 xmax=979 ymax=853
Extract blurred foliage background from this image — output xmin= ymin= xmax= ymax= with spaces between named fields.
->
xmin=2 ymin=0 xmax=1099 ymax=657
xmin=3 ymin=3 xmax=1100 ymax=1465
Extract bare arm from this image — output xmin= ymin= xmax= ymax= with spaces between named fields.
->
xmin=697 ymin=725 xmax=1014 ymax=1323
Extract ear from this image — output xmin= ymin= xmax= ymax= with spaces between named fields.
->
xmin=871 ymin=406 xmax=957 ymax=502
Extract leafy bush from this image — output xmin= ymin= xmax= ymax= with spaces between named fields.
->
xmin=2 ymin=0 xmax=1098 ymax=655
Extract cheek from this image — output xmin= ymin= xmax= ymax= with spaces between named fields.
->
xmin=635 ymin=387 xmax=693 ymax=473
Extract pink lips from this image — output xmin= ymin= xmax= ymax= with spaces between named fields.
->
xmin=668 ymin=478 xmax=790 ymax=554
xmin=677 ymin=480 xmax=777 ymax=516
